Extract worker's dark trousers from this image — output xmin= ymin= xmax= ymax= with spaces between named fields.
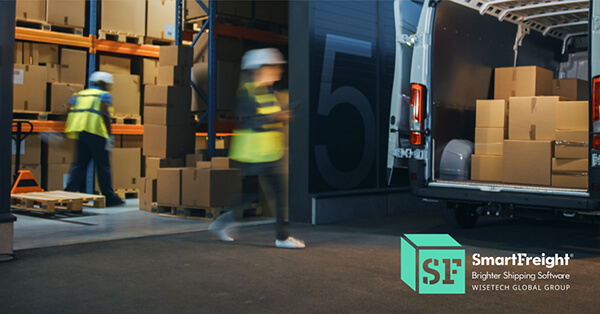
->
xmin=217 ymin=162 xmax=290 ymax=240
xmin=65 ymin=132 xmax=118 ymax=201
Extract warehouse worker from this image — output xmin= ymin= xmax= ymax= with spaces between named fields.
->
xmin=63 ymin=71 xmax=124 ymax=207
xmin=209 ymin=48 xmax=305 ymax=249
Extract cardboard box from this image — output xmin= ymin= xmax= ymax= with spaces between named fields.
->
xmin=503 ymin=140 xmax=553 ymax=186
xmin=50 ymin=83 xmax=83 ymax=113
xmin=147 ymin=0 xmax=176 ymax=39
xmin=99 ymin=55 xmax=131 ymax=74
xmin=23 ymin=42 xmax=39 ymax=65
xmin=181 ymin=168 xmax=242 ymax=207
xmin=12 ymin=135 xmax=42 ymax=165
xmin=552 ymin=174 xmax=587 ymax=189
xmin=471 ymin=155 xmax=503 ymax=182
xmin=553 ymin=78 xmax=589 ymax=101
xmin=211 ymin=157 xmax=236 ymax=169
xmin=112 ymin=74 xmax=141 ymax=116
xmin=60 ymin=48 xmax=87 ymax=85
xmin=156 ymin=168 xmax=184 ymax=205
xmin=552 ymin=158 xmax=588 ymax=173
xmin=16 ymin=0 xmax=46 ymax=21
xmin=46 ymin=163 xmax=72 ymax=191
xmin=159 ymin=46 xmax=193 ymax=67
xmin=186 ymin=154 xmax=205 ymax=167
xmin=158 ymin=66 xmax=192 ymax=87
xmin=143 ymin=58 xmax=159 ymax=85
xmin=14 ymin=41 xmax=23 ymax=64
xmin=101 ymin=0 xmax=146 ymax=35
xmin=37 ymin=44 xmax=60 ymax=65
xmin=556 ymin=101 xmax=588 ymax=130
xmin=45 ymin=135 xmax=76 ymax=164
xmin=555 ymin=130 xmax=588 ymax=159
xmin=508 ymin=96 xmax=560 ymax=140
xmin=46 ymin=0 xmax=86 ymax=27
xmin=145 ymin=157 xmax=185 ymax=179
xmin=13 ymin=64 xmax=47 ymax=111
xmin=196 ymin=161 xmax=211 ymax=169
xmin=118 ymin=135 xmax=143 ymax=148
xmin=143 ymin=124 xmax=195 ymax=158
xmin=144 ymin=85 xmax=191 ymax=106
xmin=495 ymin=66 xmax=553 ymax=102
xmin=46 ymin=64 xmax=60 ymax=83
xmin=144 ymin=105 xmax=191 ymax=126
xmin=474 ymin=128 xmax=504 ymax=156
xmin=139 ymin=178 xmax=157 ymax=211
xmin=111 ymin=148 xmax=141 ymax=190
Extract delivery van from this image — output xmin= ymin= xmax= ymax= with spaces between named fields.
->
xmin=388 ymin=0 xmax=600 ymax=227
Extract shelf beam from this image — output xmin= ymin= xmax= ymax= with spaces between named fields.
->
xmin=93 ymin=39 xmax=160 ymax=58
xmin=215 ymin=23 xmax=288 ymax=46
xmin=15 ymin=27 xmax=91 ymax=48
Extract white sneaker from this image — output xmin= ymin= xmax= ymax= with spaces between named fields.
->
xmin=208 ymin=223 xmax=235 ymax=242
xmin=276 ymin=237 xmax=305 ymax=249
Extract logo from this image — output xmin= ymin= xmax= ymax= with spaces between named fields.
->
xmin=401 ymin=234 xmax=465 ymax=294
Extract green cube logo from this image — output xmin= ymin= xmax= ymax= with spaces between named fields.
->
xmin=401 ymin=234 xmax=465 ymax=294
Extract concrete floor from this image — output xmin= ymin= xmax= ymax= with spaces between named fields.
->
xmin=11 ymin=199 xmax=274 ymax=250
xmin=3 ymin=198 xmax=600 ymax=313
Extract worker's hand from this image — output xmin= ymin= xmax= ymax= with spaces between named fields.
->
xmin=105 ymin=136 xmax=115 ymax=151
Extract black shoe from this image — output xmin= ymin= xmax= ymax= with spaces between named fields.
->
xmin=106 ymin=197 xmax=125 ymax=207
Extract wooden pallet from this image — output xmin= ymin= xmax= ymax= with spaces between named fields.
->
xmin=16 ymin=18 xmax=83 ymax=35
xmin=112 ymin=114 xmax=142 ymax=125
xmin=151 ymin=203 xmax=261 ymax=221
xmin=13 ymin=110 xmax=67 ymax=121
xmin=10 ymin=191 xmax=105 ymax=215
xmin=99 ymin=29 xmax=144 ymax=45
xmin=144 ymin=36 xmax=174 ymax=46
xmin=115 ymin=188 xmax=139 ymax=200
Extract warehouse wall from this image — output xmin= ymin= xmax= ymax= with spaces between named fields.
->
xmin=289 ymin=0 xmax=421 ymax=223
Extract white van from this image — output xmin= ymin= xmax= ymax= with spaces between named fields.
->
xmin=388 ymin=0 xmax=599 ymax=227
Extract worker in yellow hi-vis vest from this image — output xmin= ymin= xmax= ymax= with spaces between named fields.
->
xmin=64 ymin=72 xmax=124 ymax=207
xmin=209 ymin=48 xmax=305 ymax=249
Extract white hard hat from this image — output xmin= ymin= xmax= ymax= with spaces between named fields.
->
xmin=241 ymin=48 xmax=286 ymax=70
xmin=90 ymin=72 xmax=114 ymax=84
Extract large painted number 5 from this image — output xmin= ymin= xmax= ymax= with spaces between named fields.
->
xmin=316 ymin=34 xmax=376 ymax=189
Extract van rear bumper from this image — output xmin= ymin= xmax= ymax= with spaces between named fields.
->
xmin=415 ymin=186 xmax=600 ymax=212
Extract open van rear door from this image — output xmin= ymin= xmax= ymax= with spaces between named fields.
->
xmin=387 ymin=0 xmax=425 ymax=184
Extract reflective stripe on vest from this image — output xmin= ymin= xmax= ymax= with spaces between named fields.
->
xmin=64 ymin=89 xmax=110 ymax=139
xmin=229 ymin=83 xmax=285 ymax=163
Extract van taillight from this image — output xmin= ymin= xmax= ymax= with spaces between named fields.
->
xmin=410 ymin=83 xmax=426 ymax=145
xmin=593 ymin=76 xmax=600 ymax=149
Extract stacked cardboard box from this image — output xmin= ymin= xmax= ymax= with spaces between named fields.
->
xmin=147 ymin=0 xmax=176 ymax=41
xmin=11 ymin=135 xmax=43 ymax=184
xmin=46 ymin=0 xmax=86 ymax=28
xmin=97 ymin=55 xmax=141 ymax=117
xmin=156 ymin=157 xmax=241 ymax=207
xmin=140 ymin=46 xmax=194 ymax=210
xmin=101 ymin=0 xmax=146 ymax=36
xmin=553 ymin=101 xmax=589 ymax=188
xmin=471 ymin=100 xmax=506 ymax=182
xmin=471 ymin=65 xmax=590 ymax=188
xmin=16 ymin=0 xmax=46 ymax=21
xmin=44 ymin=134 xmax=76 ymax=191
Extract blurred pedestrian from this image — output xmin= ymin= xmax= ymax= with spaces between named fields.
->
xmin=209 ymin=48 xmax=305 ymax=249
xmin=63 ymin=72 xmax=124 ymax=207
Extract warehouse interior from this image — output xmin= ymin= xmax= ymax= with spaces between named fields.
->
xmin=2 ymin=0 xmax=600 ymax=312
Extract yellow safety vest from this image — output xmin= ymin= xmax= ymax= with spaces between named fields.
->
xmin=229 ymin=83 xmax=285 ymax=163
xmin=64 ymin=89 xmax=112 ymax=140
